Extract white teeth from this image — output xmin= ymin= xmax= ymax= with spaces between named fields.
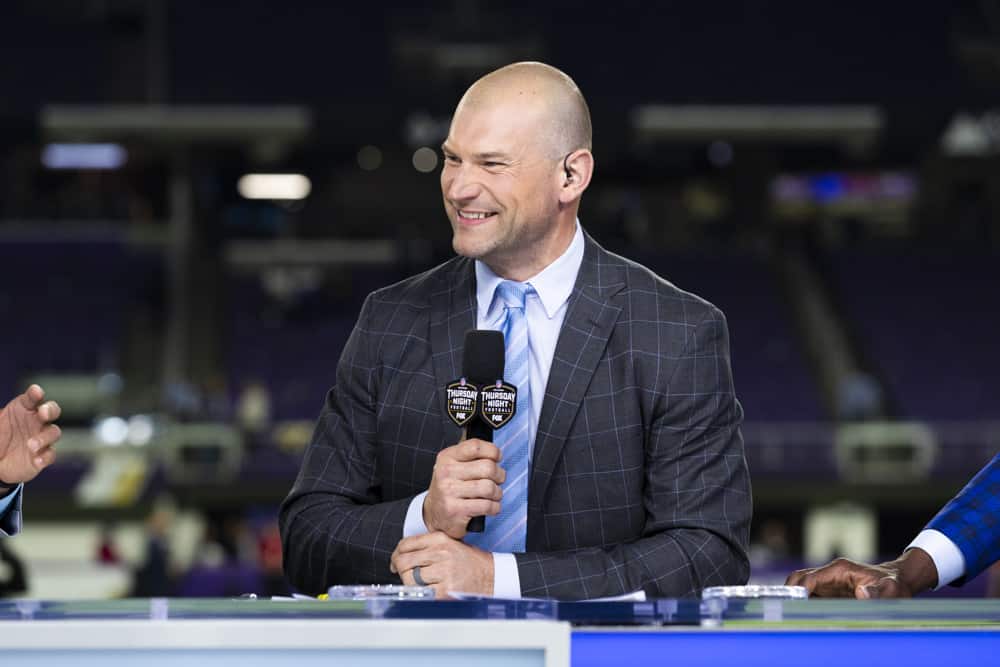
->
xmin=460 ymin=210 xmax=490 ymax=219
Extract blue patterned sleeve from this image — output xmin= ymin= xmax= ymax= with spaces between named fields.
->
xmin=925 ymin=453 xmax=1000 ymax=585
xmin=0 ymin=484 xmax=23 ymax=537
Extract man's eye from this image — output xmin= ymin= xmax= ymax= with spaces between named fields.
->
xmin=483 ymin=161 xmax=504 ymax=168
xmin=443 ymin=154 xmax=460 ymax=164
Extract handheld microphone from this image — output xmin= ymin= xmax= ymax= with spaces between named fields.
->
xmin=444 ymin=330 xmax=507 ymax=533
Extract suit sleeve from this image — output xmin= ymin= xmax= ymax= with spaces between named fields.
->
xmin=516 ymin=307 xmax=752 ymax=599
xmin=926 ymin=453 xmax=1000 ymax=585
xmin=0 ymin=485 xmax=23 ymax=537
xmin=279 ymin=295 xmax=409 ymax=594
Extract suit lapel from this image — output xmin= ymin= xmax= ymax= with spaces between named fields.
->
xmin=429 ymin=258 xmax=478 ymax=444
xmin=528 ymin=235 xmax=626 ymax=522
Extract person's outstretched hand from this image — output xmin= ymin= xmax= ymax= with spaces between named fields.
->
xmin=0 ymin=385 xmax=61 ymax=487
xmin=786 ymin=549 xmax=939 ymax=598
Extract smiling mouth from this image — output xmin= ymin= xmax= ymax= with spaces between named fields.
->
xmin=457 ymin=209 xmax=497 ymax=222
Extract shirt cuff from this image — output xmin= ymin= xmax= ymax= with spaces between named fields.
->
xmin=403 ymin=491 xmax=430 ymax=538
xmin=492 ymin=552 xmax=522 ymax=599
xmin=908 ymin=529 xmax=966 ymax=589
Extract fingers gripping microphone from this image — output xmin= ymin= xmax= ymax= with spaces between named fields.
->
xmin=444 ymin=330 xmax=514 ymax=533
xmin=460 ymin=331 xmax=503 ymax=533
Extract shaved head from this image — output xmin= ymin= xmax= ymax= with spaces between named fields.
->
xmin=441 ymin=62 xmax=595 ymax=280
xmin=454 ymin=62 xmax=592 ymax=159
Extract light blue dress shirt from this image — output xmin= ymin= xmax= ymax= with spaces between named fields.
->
xmin=404 ymin=221 xmax=585 ymax=597
xmin=0 ymin=484 xmax=24 ymax=537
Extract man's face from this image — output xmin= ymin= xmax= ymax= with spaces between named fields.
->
xmin=440 ymin=98 xmax=564 ymax=276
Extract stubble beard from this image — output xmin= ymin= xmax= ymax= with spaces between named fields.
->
xmin=451 ymin=214 xmax=510 ymax=263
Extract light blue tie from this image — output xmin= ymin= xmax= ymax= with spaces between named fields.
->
xmin=466 ymin=280 xmax=532 ymax=553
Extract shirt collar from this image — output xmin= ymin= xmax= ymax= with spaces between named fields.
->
xmin=475 ymin=220 xmax=585 ymax=321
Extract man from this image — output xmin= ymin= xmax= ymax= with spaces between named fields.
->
xmin=787 ymin=453 xmax=999 ymax=598
xmin=281 ymin=62 xmax=751 ymax=600
xmin=1 ymin=384 xmax=61 ymax=537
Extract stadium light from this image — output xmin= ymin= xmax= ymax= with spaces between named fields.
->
xmin=632 ymin=105 xmax=883 ymax=146
xmin=237 ymin=173 xmax=312 ymax=200
xmin=41 ymin=143 xmax=127 ymax=170
xmin=94 ymin=417 xmax=129 ymax=446
xmin=412 ymin=147 xmax=438 ymax=173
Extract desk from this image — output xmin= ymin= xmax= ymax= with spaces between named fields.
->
xmin=575 ymin=628 xmax=999 ymax=667
xmin=1 ymin=619 xmax=569 ymax=667
xmin=1 ymin=598 xmax=997 ymax=667
xmin=577 ymin=598 xmax=1000 ymax=667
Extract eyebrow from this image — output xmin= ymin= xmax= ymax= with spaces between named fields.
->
xmin=440 ymin=144 xmax=512 ymax=161
xmin=475 ymin=152 xmax=512 ymax=161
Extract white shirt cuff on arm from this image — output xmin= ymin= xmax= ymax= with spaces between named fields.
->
xmin=492 ymin=552 xmax=522 ymax=598
xmin=908 ymin=529 xmax=966 ymax=589
xmin=403 ymin=491 xmax=430 ymax=537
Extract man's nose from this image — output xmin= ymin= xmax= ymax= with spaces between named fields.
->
xmin=444 ymin=166 xmax=482 ymax=202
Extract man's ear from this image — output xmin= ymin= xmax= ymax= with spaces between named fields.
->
xmin=558 ymin=149 xmax=594 ymax=204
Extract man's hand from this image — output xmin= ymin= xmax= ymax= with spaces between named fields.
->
xmin=0 ymin=385 xmax=61 ymax=487
xmin=423 ymin=438 xmax=505 ymax=539
xmin=786 ymin=549 xmax=939 ymax=599
xmin=390 ymin=531 xmax=494 ymax=598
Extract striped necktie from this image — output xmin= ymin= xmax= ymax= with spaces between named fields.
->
xmin=466 ymin=280 xmax=532 ymax=553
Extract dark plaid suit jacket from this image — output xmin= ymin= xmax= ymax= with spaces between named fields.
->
xmin=927 ymin=453 xmax=1000 ymax=585
xmin=280 ymin=233 xmax=752 ymax=599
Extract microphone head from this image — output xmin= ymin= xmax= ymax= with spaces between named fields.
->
xmin=462 ymin=330 xmax=504 ymax=384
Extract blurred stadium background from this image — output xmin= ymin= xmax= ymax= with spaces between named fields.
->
xmin=0 ymin=0 xmax=997 ymax=599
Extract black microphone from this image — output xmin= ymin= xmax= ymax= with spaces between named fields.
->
xmin=459 ymin=330 xmax=504 ymax=533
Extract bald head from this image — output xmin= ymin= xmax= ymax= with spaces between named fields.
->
xmin=441 ymin=62 xmax=595 ymax=279
xmin=455 ymin=62 xmax=592 ymax=159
